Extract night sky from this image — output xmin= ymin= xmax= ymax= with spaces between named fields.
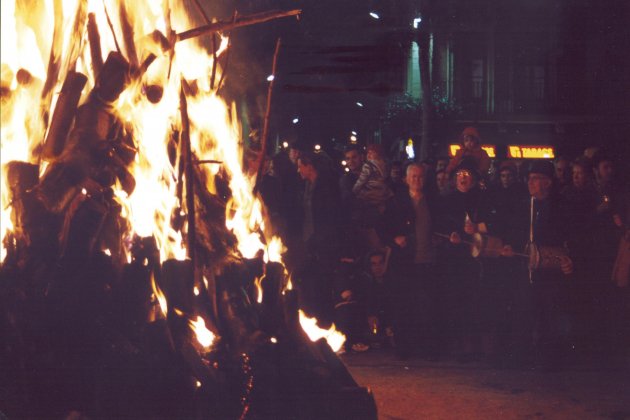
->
xmin=195 ymin=0 xmax=629 ymax=159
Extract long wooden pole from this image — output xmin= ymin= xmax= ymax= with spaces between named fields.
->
xmin=255 ymin=38 xmax=282 ymax=185
xmin=176 ymin=9 xmax=300 ymax=43
xmin=180 ymin=80 xmax=195 ymax=265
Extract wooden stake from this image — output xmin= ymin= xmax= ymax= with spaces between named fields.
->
xmin=176 ymin=9 xmax=301 ymax=43
xmin=179 ymin=79 xmax=196 ymax=266
xmin=190 ymin=0 xmax=218 ymax=90
xmin=118 ymin=2 xmax=139 ymax=70
xmin=87 ymin=13 xmax=104 ymax=78
xmin=255 ymin=38 xmax=281 ymax=185
xmin=102 ymin=0 xmax=122 ymax=55
xmin=215 ymin=11 xmax=238 ymax=93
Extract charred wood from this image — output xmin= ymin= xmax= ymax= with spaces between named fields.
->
xmin=118 ymin=2 xmax=140 ymax=70
xmin=87 ymin=13 xmax=104 ymax=78
xmin=41 ymin=71 xmax=88 ymax=160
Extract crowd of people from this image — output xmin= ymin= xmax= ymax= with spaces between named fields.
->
xmin=258 ymin=127 xmax=630 ymax=370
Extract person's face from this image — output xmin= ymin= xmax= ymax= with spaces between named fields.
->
xmin=369 ymin=255 xmax=386 ymax=277
xmin=436 ymin=172 xmax=449 ymax=191
xmin=597 ymin=160 xmax=613 ymax=184
xmin=297 ymin=159 xmax=314 ymax=180
xmin=436 ymin=159 xmax=448 ymax=172
xmin=344 ymin=150 xmax=363 ymax=173
xmin=289 ymin=148 xmax=300 ymax=165
xmin=463 ymin=136 xmax=477 ymax=151
xmin=367 ymin=149 xmax=377 ymax=161
xmin=555 ymin=160 xmax=569 ymax=182
xmin=528 ymin=173 xmax=552 ymax=199
xmin=390 ymin=166 xmax=402 ymax=181
xmin=572 ymin=165 xmax=588 ymax=188
xmin=455 ymin=169 xmax=475 ymax=193
xmin=499 ymin=170 xmax=514 ymax=189
xmin=405 ymin=165 xmax=425 ymax=193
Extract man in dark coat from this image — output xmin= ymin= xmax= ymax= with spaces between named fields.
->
xmin=501 ymin=160 xmax=575 ymax=369
xmin=380 ymin=162 xmax=439 ymax=359
xmin=293 ymin=152 xmax=342 ymax=324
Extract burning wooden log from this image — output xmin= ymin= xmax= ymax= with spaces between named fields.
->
xmin=94 ymin=51 xmax=130 ymax=103
xmin=41 ymin=71 xmax=88 ymax=160
xmin=16 ymin=69 xmax=35 ymax=86
xmin=37 ymin=51 xmax=133 ymax=213
xmin=87 ymin=13 xmax=104 ymax=78
xmin=118 ymin=2 xmax=140 ymax=70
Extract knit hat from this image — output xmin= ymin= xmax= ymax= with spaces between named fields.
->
xmin=498 ymin=160 xmax=517 ymax=174
xmin=528 ymin=160 xmax=554 ymax=179
xmin=460 ymin=127 xmax=481 ymax=142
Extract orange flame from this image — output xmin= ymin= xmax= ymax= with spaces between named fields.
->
xmin=298 ymin=310 xmax=346 ymax=353
xmin=254 ymin=275 xmax=264 ymax=304
xmin=150 ymin=272 xmax=167 ymax=316
xmin=189 ymin=315 xmax=215 ymax=349
xmin=1 ymin=0 xmax=342 ymax=356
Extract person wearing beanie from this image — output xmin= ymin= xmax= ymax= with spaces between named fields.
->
xmin=445 ymin=127 xmax=491 ymax=178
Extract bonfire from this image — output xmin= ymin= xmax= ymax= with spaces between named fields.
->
xmin=0 ymin=1 xmax=375 ymax=418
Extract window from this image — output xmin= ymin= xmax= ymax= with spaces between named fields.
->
xmin=471 ymin=59 xmax=484 ymax=99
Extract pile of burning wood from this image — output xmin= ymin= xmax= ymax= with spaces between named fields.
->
xmin=0 ymin=1 xmax=375 ymax=418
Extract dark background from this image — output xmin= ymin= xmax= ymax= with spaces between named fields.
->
xmin=196 ymin=0 xmax=630 ymax=161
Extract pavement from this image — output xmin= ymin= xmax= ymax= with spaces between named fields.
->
xmin=341 ymin=348 xmax=630 ymax=420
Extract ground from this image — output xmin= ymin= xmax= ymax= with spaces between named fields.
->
xmin=342 ymin=349 xmax=630 ymax=420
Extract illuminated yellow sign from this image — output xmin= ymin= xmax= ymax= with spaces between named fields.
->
xmin=449 ymin=144 xmax=496 ymax=158
xmin=507 ymin=145 xmax=555 ymax=159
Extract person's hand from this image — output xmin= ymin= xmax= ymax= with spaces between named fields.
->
xmin=450 ymin=232 xmax=461 ymax=244
xmin=596 ymin=201 xmax=611 ymax=214
xmin=394 ymin=236 xmax=407 ymax=248
xmin=501 ymin=244 xmax=514 ymax=257
xmin=559 ymin=256 xmax=573 ymax=275
xmin=341 ymin=290 xmax=353 ymax=300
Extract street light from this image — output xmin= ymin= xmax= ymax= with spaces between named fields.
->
xmin=292 ymin=118 xmax=299 ymax=124
xmin=413 ymin=17 xmax=422 ymax=28
xmin=356 ymin=102 xmax=363 ymax=107
xmin=369 ymin=12 xmax=380 ymax=19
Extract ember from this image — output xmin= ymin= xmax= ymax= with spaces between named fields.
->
xmin=0 ymin=0 xmax=375 ymax=418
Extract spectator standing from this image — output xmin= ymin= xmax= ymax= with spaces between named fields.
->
xmin=446 ymin=127 xmax=491 ymax=178
xmin=476 ymin=160 xmax=529 ymax=364
xmin=512 ymin=160 xmax=575 ymax=370
xmin=339 ymin=145 xmax=364 ymax=202
xmin=381 ymin=163 xmax=439 ymax=359
xmin=439 ymin=157 xmax=485 ymax=361
xmin=352 ymin=144 xmax=393 ymax=249
xmin=554 ymin=156 xmax=572 ymax=191
xmin=294 ymin=152 xmax=342 ymax=325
